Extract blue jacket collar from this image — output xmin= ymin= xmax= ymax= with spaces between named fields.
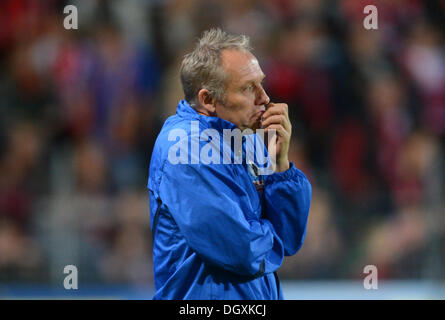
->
xmin=176 ymin=100 xmax=238 ymax=131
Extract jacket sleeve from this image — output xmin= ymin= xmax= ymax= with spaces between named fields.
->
xmin=263 ymin=162 xmax=312 ymax=256
xmin=158 ymin=160 xmax=284 ymax=277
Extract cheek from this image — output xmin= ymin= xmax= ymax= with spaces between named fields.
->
xmin=227 ymin=95 xmax=249 ymax=112
xmin=238 ymin=93 xmax=256 ymax=108
xmin=225 ymin=94 xmax=256 ymax=122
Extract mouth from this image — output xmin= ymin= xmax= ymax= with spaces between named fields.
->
xmin=253 ymin=110 xmax=265 ymax=121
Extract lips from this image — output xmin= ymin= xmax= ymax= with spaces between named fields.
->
xmin=252 ymin=110 xmax=265 ymax=121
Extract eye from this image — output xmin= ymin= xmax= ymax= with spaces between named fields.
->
xmin=260 ymin=78 xmax=266 ymax=87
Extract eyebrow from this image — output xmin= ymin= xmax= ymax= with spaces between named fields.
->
xmin=242 ymin=74 xmax=266 ymax=86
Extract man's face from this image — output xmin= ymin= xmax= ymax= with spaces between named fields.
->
xmin=214 ymin=50 xmax=269 ymax=131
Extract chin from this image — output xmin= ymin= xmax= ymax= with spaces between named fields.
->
xmin=251 ymin=121 xmax=262 ymax=132
xmin=240 ymin=120 xmax=261 ymax=132
xmin=251 ymin=126 xmax=261 ymax=133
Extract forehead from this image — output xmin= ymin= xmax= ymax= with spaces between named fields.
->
xmin=221 ymin=49 xmax=264 ymax=85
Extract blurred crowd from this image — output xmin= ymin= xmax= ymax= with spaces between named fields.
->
xmin=0 ymin=0 xmax=444 ymax=286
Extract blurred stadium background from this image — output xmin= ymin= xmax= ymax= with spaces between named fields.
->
xmin=0 ymin=0 xmax=444 ymax=299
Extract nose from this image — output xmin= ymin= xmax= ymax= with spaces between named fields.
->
xmin=256 ymin=85 xmax=270 ymax=107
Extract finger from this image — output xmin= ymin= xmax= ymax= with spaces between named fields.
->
xmin=264 ymin=124 xmax=289 ymax=138
xmin=261 ymin=114 xmax=291 ymax=131
xmin=262 ymin=104 xmax=288 ymax=119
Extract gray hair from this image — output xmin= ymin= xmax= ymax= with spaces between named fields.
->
xmin=180 ymin=28 xmax=252 ymax=106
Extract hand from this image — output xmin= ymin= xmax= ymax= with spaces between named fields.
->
xmin=261 ymin=102 xmax=291 ymax=172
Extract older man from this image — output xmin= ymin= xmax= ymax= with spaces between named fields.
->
xmin=147 ymin=28 xmax=311 ymax=299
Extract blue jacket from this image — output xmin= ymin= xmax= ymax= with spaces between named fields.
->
xmin=147 ymin=100 xmax=311 ymax=299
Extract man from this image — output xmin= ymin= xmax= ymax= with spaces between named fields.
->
xmin=147 ymin=28 xmax=311 ymax=299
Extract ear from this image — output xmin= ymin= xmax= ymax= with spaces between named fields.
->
xmin=197 ymin=89 xmax=216 ymax=115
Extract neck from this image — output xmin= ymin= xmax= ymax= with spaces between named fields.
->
xmin=192 ymin=104 xmax=213 ymax=117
